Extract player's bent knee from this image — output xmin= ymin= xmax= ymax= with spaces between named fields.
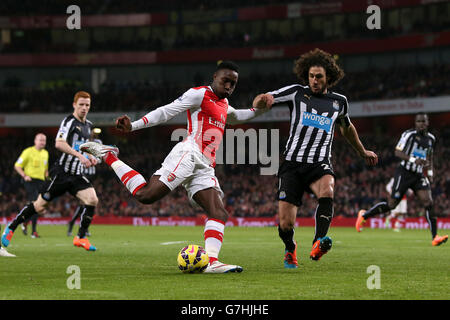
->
xmin=320 ymin=189 xmax=334 ymax=199
xmin=388 ymin=198 xmax=400 ymax=210
xmin=278 ymin=204 xmax=297 ymax=230
xmin=134 ymin=189 xmax=158 ymax=204
xmin=85 ymin=197 xmax=99 ymax=207
xmin=278 ymin=213 xmax=296 ymax=230
xmin=423 ymin=200 xmax=433 ymax=208
xmin=76 ymin=188 xmax=99 ymax=207
xmin=33 ymin=197 xmax=48 ymax=214
xmin=33 ymin=204 xmax=46 ymax=215
xmin=134 ymin=190 xmax=148 ymax=203
xmin=320 ymin=183 xmax=334 ymax=198
xmin=134 ymin=181 xmax=170 ymax=205
xmin=279 ymin=220 xmax=295 ymax=231
xmin=206 ymin=206 xmax=228 ymax=222
xmin=79 ymin=194 xmax=98 ymax=206
xmin=217 ymin=207 xmax=229 ymax=222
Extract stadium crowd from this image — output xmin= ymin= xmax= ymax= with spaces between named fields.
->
xmin=2 ymin=63 xmax=450 ymax=114
xmin=1 ymin=0 xmax=448 ymax=55
xmin=0 ymin=0 xmax=320 ymax=15
xmin=1 ymin=16 xmax=447 ymax=55
xmin=1 ymin=127 xmax=449 ymax=220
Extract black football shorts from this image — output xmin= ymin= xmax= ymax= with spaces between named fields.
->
xmin=391 ymin=166 xmax=430 ymax=200
xmin=276 ymin=159 xmax=335 ymax=207
xmin=24 ymin=179 xmax=46 ymax=201
xmin=40 ymin=170 xmax=93 ymax=202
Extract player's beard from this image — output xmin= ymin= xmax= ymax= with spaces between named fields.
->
xmin=312 ymin=86 xmax=326 ymax=94
xmin=310 ymin=83 xmax=327 ymax=94
xmin=417 ymin=128 xmax=427 ymax=135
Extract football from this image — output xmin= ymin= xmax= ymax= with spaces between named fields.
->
xmin=177 ymin=244 xmax=209 ymax=273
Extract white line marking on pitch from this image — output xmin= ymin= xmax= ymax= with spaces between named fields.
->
xmin=160 ymin=241 xmax=187 ymax=245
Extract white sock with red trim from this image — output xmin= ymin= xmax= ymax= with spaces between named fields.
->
xmin=104 ymin=152 xmax=147 ymax=195
xmin=204 ymin=218 xmax=225 ymax=264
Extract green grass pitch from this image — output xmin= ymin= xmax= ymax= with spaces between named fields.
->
xmin=0 ymin=225 xmax=448 ymax=300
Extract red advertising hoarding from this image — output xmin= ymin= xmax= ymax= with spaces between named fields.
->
xmin=1 ymin=216 xmax=449 ymax=229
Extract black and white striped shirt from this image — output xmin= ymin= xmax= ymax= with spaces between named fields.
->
xmin=395 ymin=129 xmax=435 ymax=174
xmin=55 ymin=114 xmax=93 ymax=175
xmin=269 ymin=84 xmax=351 ymax=163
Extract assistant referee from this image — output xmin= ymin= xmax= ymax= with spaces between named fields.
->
xmin=14 ymin=133 xmax=49 ymax=238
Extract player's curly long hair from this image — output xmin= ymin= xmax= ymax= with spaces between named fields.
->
xmin=293 ymin=48 xmax=345 ymax=88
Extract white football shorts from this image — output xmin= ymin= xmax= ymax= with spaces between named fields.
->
xmin=153 ymin=141 xmax=223 ymax=206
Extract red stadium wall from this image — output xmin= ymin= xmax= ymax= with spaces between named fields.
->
xmin=2 ymin=216 xmax=449 ymax=229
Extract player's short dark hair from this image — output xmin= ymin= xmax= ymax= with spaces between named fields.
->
xmin=293 ymin=48 xmax=345 ymax=88
xmin=216 ymin=60 xmax=239 ymax=73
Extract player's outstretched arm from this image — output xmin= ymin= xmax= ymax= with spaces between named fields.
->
xmin=340 ymin=123 xmax=378 ymax=166
xmin=123 ymin=88 xmax=203 ymax=132
xmin=227 ymin=93 xmax=273 ymax=125
xmin=252 ymin=93 xmax=274 ymax=110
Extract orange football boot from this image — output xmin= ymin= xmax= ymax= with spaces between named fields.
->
xmin=432 ymin=235 xmax=448 ymax=246
xmin=355 ymin=210 xmax=367 ymax=232
xmin=310 ymin=237 xmax=332 ymax=261
xmin=73 ymin=236 xmax=96 ymax=251
xmin=284 ymin=242 xmax=298 ymax=268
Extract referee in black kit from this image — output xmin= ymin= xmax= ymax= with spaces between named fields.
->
xmin=2 ymin=91 xmax=100 ymax=252
xmin=356 ymin=112 xmax=448 ymax=246
xmin=253 ymin=48 xmax=378 ymax=267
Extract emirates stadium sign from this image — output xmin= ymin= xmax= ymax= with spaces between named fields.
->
xmin=1 ymin=216 xmax=449 ymax=229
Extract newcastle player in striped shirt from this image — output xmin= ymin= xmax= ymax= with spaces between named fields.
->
xmin=67 ymin=127 xmax=102 ymax=237
xmin=356 ymin=112 xmax=448 ymax=246
xmin=254 ymin=48 xmax=378 ymax=267
xmin=2 ymin=91 xmax=100 ymax=252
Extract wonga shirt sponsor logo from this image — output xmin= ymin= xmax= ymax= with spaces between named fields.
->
xmin=302 ymin=112 xmax=332 ymax=132
xmin=412 ymin=147 xmax=427 ymax=159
